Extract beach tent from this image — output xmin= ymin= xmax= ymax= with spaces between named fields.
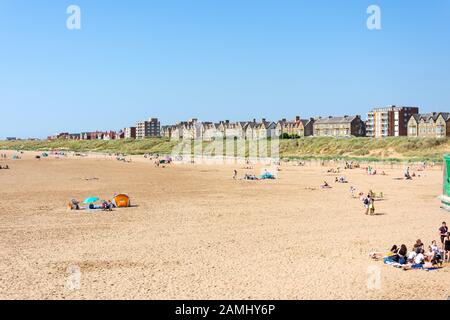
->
xmin=260 ymin=172 xmax=275 ymax=180
xmin=114 ymin=194 xmax=131 ymax=208
xmin=440 ymin=154 xmax=450 ymax=211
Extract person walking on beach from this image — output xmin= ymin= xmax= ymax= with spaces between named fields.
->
xmin=363 ymin=194 xmax=374 ymax=215
xmin=233 ymin=170 xmax=238 ymax=180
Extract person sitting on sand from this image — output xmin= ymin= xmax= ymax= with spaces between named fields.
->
xmin=407 ymin=249 xmax=417 ymax=264
xmin=370 ymin=245 xmax=398 ymax=261
xmin=102 ymin=200 xmax=113 ymax=211
xmin=413 ymin=239 xmax=424 ymax=252
xmin=396 ymin=244 xmax=408 ymax=265
xmin=412 ymin=249 xmax=425 ymax=269
xmin=68 ymin=199 xmax=80 ymax=210
xmin=405 ymin=167 xmax=412 ymax=180
xmin=321 ymin=181 xmax=332 ymax=189
xmin=244 ymin=174 xmax=258 ymax=181
xmin=108 ymin=200 xmax=115 ymax=209
xmin=425 ymin=243 xmax=442 ymax=265
xmin=335 ymin=176 xmax=348 ymax=184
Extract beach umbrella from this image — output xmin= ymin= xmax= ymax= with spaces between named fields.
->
xmin=83 ymin=197 xmax=99 ymax=204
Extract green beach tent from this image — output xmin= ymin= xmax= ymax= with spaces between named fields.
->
xmin=441 ymin=154 xmax=450 ymax=210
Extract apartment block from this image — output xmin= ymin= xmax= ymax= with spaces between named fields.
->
xmin=136 ymin=118 xmax=160 ymax=139
xmin=366 ymin=106 xmax=419 ymax=138
xmin=124 ymin=127 xmax=136 ymax=139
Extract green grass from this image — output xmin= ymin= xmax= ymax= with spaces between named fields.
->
xmin=1 ymin=137 xmax=449 ymax=162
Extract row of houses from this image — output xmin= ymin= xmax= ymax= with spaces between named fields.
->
xmin=48 ymin=118 xmax=161 ymax=141
xmin=160 ymin=115 xmax=366 ymax=141
xmin=48 ymin=131 xmax=119 ymax=141
xmin=47 ymin=105 xmax=450 ymax=142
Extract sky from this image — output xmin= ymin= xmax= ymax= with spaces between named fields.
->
xmin=1 ymin=0 xmax=450 ymax=138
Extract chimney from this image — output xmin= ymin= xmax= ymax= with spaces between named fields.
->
xmin=295 ymin=116 xmax=300 ymax=122
xmin=253 ymin=118 xmax=256 ymax=123
xmin=262 ymin=118 xmax=266 ymax=123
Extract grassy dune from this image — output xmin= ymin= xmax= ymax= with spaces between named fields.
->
xmin=1 ymin=137 xmax=449 ymax=162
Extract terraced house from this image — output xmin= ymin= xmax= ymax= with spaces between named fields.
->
xmin=407 ymin=112 xmax=450 ymax=138
xmin=276 ymin=116 xmax=315 ymax=137
xmin=161 ymin=125 xmax=176 ymax=139
xmin=313 ymin=115 xmax=366 ymax=137
xmin=201 ymin=122 xmax=222 ymax=141
xmin=256 ymin=119 xmax=277 ymax=139
xmin=218 ymin=120 xmax=246 ymax=139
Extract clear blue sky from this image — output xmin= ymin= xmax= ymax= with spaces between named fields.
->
xmin=1 ymin=0 xmax=450 ymax=138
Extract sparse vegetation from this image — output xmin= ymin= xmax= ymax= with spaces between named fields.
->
xmin=1 ymin=137 xmax=449 ymax=162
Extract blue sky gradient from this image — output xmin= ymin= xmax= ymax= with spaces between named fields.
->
xmin=1 ymin=0 xmax=450 ymax=138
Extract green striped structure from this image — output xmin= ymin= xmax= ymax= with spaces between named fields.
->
xmin=441 ymin=154 xmax=450 ymax=210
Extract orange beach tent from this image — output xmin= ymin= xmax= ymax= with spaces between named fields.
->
xmin=114 ymin=194 xmax=131 ymax=208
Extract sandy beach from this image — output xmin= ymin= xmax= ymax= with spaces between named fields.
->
xmin=1 ymin=151 xmax=449 ymax=300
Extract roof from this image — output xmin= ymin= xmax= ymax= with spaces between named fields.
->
xmin=315 ymin=115 xmax=360 ymax=124
xmin=411 ymin=112 xmax=450 ymax=123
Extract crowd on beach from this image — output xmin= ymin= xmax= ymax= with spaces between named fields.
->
xmin=318 ymin=160 xmax=432 ymax=217
xmin=370 ymin=222 xmax=450 ymax=271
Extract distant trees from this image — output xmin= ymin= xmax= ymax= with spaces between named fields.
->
xmin=280 ymin=133 xmax=301 ymax=140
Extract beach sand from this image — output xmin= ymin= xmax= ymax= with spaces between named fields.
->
xmin=1 ymin=151 xmax=449 ymax=300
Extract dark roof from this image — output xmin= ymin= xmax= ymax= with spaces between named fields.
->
xmin=315 ymin=115 xmax=360 ymax=124
xmin=412 ymin=112 xmax=450 ymax=122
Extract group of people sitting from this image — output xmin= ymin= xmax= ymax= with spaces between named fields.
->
xmin=236 ymin=169 xmax=276 ymax=181
xmin=68 ymin=199 xmax=116 ymax=211
xmin=371 ymin=241 xmax=443 ymax=270
xmin=344 ymin=161 xmax=360 ymax=169
xmin=0 ymin=153 xmax=8 ymax=159
xmin=335 ymin=176 xmax=348 ymax=184
xmin=0 ymin=164 xmax=9 ymax=169
xmin=370 ymin=222 xmax=450 ymax=270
